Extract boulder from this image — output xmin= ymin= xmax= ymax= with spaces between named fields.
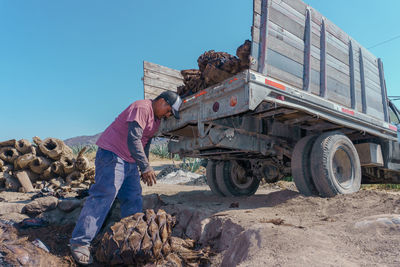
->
xmin=22 ymin=196 xmax=59 ymax=216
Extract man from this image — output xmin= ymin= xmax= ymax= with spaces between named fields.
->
xmin=69 ymin=91 xmax=182 ymax=265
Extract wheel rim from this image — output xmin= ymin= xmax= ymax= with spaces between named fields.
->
xmin=230 ymin=161 xmax=254 ymax=189
xmin=332 ymin=146 xmax=354 ymax=189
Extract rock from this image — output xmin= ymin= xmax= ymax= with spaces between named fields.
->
xmin=22 ymin=196 xmax=59 ymax=216
xmin=0 ymin=203 xmax=26 ymax=215
xmin=38 ymin=206 xmax=82 ymax=225
xmin=38 ymin=138 xmax=67 ymax=160
xmin=5 ymin=175 xmax=20 ymax=191
xmin=14 ymin=153 xmax=36 ymax=170
xmin=15 ymin=139 xmax=33 ymax=154
xmin=0 ymin=212 xmax=30 ymax=224
xmin=0 ymin=139 xmax=16 ymax=148
xmin=57 ymin=198 xmax=82 ymax=212
xmin=29 ymin=157 xmax=51 ymax=174
xmin=0 ymin=147 xmax=19 ymax=163
xmin=15 ymin=171 xmax=35 ymax=192
xmin=59 ymin=156 xmax=75 ymax=175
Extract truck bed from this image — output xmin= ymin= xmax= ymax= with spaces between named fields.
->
xmin=143 ymin=0 xmax=397 ymax=143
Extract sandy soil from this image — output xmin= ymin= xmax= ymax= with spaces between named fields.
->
xmin=1 ymin=158 xmax=400 ymax=266
xmin=141 ymin=184 xmax=400 ymax=266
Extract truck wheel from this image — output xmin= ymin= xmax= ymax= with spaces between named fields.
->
xmin=310 ymin=133 xmax=361 ymax=197
xmin=215 ymin=160 xmax=260 ymax=197
xmin=206 ymin=160 xmax=224 ymax=196
xmin=292 ymin=135 xmax=319 ymax=196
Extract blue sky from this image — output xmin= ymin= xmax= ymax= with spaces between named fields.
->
xmin=0 ymin=0 xmax=399 ymax=141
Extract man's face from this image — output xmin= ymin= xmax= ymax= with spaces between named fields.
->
xmin=154 ymin=98 xmax=172 ymax=119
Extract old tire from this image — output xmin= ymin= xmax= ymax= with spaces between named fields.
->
xmin=292 ymin=135 xmax=319 ymax=196
xmin=310 ymin=133 xmax=361 ymax=197
xmin=206 ymin=160 xmax=224 ymax=196
xmin=215 ymin=160 xmax=260 ymax=197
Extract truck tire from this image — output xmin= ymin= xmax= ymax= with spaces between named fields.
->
xmin=215 ymin=160 xmax=260 ymax=197
xmin=310 ymin=132 xmax=361 ymax=197
xmin=292 ymin=135 xmax=319 ymax=196
xmin=206 ymin=160 xmax=224 ymax=196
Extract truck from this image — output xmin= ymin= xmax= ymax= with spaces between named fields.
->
xmin=142 ymin=0 xmax=400 ymax=197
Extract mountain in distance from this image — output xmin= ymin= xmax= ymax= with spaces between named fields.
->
xmin=64 ymin=133 xmax=102 ymax=147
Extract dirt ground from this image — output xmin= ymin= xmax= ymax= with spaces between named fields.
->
xmin=1 ymin=158 xmax=400 ymax=266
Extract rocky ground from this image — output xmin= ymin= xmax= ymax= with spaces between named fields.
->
xmin=1 ymin=158 xmax=400 ymax=266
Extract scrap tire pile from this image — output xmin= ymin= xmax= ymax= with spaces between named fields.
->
xmin=96 ymin=209 xmax=209 ymax=266
xmin=0 ymin=137 xmax=94 ymax=193
xmin=177 ymin=39 xmax=251 ymax=97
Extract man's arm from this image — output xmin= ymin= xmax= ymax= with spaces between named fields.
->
xmin=127 ymin=121 xmax=152 ymax=173
xmin=144 ymin=137 xmax=152 ymax=161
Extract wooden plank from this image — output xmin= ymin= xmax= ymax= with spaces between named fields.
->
xmin=365 ymin=76 xmax=383 ymax=94
xmin=268 ymin=21 xmax=304 ymax=50
xmin=311 ymin=7 xmax=323 ymax=26
xmin=310 ymin=56 xmax=320 ymax=72
xmin=267 ymin=65 xmax=303 ymax=89
xmin=269 ymin=6 xmax=305 ymax=40
xmin=367 ymin=107 xmax=384 ymax=120
xmin=354 ymin=66 xmax=380 ymax=89
xmin=144 ymin=85 xmax=174 ymax=99
xmin=254 ymin=0 xmax=262 ymax=15
xmin=326 ymin=41 xmax=349 ymax=66
xmin=355 ymin=87 xmax=363 ymax=112
xmin=253 ymin=12 xmax=261 ymax=29
xmin=311 ymin=32 xmax=320 ymax=49
xmin=326 ymin=65 xmax=350 ymax=87
xmin=365 ymin=86 xmax=383 ymax=112
xmin=267 ymin=48 xmax=303 ymax=79
xmin=252 ymin=26 xmax=261 ymax=43
xmin=268 ymin=36 xmax=303 ymax=65
xmin=143 ymin=77 xmax=179 ymax=92
xmin=325 ymin=19 xmax=349 ymax=45
xmin=144 ymin=69 xmax=184 ymax=86
xmin=143 ymin=61 xmax=182 ymax=79
xmin=281 ymin=0 xmax=307 ymax=16
xmin=310 ymin=69 xmax=320 ymax=96
xmin=326 ymin=30 xmax=349 ymax=52
xmin=326 ymin=76 xmax=351 ymax=108
xmin=271 ymin=0 xmax=305 ymax=26
xmin=326 ymin=54 xmax=349 ymax=75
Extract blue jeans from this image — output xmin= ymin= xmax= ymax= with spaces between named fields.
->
xmin=70 ymin=148 xmax=142 ymax=246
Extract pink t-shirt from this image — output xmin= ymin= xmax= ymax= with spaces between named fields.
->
xmin=96 ymin=99 xmax=160 ymax=163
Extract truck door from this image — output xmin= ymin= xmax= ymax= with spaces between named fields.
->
xmin=385 ymin=101 xmax=400 ymax=170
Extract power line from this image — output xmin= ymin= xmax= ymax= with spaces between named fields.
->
xmin=367 ymin=34 xmax=400 ymax=50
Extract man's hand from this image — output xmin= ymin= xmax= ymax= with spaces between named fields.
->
xmin=141 ymin=170 xmax=157 ymax=186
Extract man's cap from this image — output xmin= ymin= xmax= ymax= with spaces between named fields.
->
xmin=158 ymin=91 xmax=182 ymax=119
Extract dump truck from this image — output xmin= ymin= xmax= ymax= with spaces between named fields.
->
xmin=143 ymin=0 xmax=400 ymax=197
